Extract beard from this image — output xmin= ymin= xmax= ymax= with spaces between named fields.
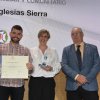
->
xmin=11 ymin=37 xmax=20 ymax=43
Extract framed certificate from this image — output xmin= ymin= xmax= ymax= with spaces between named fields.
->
xmin=1 ymin=56 xmax=29 ymax=78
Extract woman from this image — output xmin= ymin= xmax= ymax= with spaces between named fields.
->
xmin=29 ymin=29 xmax=61 ymax=100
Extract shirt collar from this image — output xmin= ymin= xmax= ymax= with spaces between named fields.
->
xmin=9 ymin=41 xmax=20 ymax=48
xmin=75 ymin=42 xmax=84 ymax=50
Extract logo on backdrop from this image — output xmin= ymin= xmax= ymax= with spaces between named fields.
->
xmin=0 ymin=30 xmax=8 ymax=44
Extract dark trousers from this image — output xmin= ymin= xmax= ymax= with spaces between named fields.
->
xmin=67 ymin=86 xmax=99 ymax=100
xmin=0 ymin=85 xmax=24 ymax=100
xmin=29 ymin=76 xmax=55 ymax=100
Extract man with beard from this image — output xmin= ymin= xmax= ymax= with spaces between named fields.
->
xmin=0 ymin=25 xmax=33 ymax=100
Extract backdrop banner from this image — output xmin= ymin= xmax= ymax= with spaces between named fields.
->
xmin=0 ymin=0 xmax=100 ymax=59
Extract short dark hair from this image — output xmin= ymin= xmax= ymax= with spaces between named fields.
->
xmin=38 ymin=29 xmax=50 ymax=39
xmin=11 ymin=25 xmax=23 ymax=32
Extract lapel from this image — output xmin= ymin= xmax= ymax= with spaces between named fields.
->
xmin=71 ymin=44 xmax=78 ymax=64
xmin=82 ymin=43 xmax=89 ymax=66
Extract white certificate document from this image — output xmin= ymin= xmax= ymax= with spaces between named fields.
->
xmin=1 ymin=56 xmax=29 ymax=79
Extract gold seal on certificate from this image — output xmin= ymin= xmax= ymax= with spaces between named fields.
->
xmin=1 ymin=56 xmax=29 ymax=79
